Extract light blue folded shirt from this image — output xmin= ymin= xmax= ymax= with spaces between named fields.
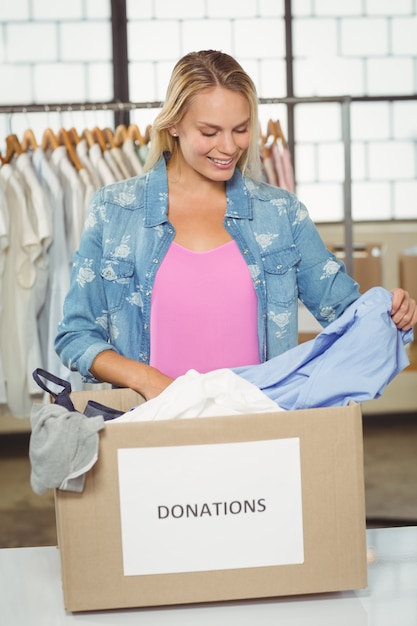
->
xmin=233 ymin=287 xmax=413 ymax=409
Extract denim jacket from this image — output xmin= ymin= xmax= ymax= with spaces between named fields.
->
xmin=55 ymin=157 xmax=360 ymax=382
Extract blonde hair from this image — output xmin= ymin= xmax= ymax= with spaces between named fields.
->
xmin=143 ymin=50 xmax=262 ymax=181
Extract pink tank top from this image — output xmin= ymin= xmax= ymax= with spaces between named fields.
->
xmin=149 ymin=240 xmax=260 ymax=378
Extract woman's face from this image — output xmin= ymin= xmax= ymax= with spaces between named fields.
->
xmin=170 ymin=86 xmax=251 ymax=182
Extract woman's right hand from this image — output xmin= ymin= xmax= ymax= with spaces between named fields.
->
xmin=90 ymin=350 xmax=174 ymax=401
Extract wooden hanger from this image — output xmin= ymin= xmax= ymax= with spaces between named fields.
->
xmin=0 ymin=134 xmax=23 ymax=164
xmin=113 ymin=124 xmax=128 ymax=147
xmin=259 ymin=120 xmax=276 ymax=159
xmin=21 ymin=129 xmax=39 ymax=152
xmin=275 ymin=120 xmax=287 ymax=149
xmin=266 ymin=119 xmax=278 ymax=143
xmin=103 ymin=127 xmax=115 ymax=149
xmin=69 ymin=127 xmax=80 ymax=145
xmin=92 ymin=126 xmax=108 ymax=152
xmin=57 ymin=128 xmax=83 ymax=172
xmin=41 ymin=128 xmax=59 ymax=151
xmin=81 ymin=128 xmax=95 ymax=148
xmin=127 ymin=124 xmax=146 ymax=146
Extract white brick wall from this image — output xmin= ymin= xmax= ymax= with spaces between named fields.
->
xmin=351 ymin=103 xmax=391 ymax=140
xmin=394 ymin=182 xmax=417 ymax=218
xmin=7 ymin=23 xmax=58 ymax=62
xmin=366 ymin=0 xmax=413 ymax=16
xmin=369 ymin=141 xmax=415 ymax=179
xmin=315 ymin=0 xmax=363 ymax=15
xmin=293 ymin=19 xmax=338 ymax=57
xmin=341 ymin=19 xmax=389 ymax=56
xmin=367 ymin=57 xmax=414 ymax=94
xmin=60 ymin=22 xmax=111 ymax=61
xmin=352 ymin=182 xmax=392 ymax=220
xmin=32 ymin=0 xmax=84 ymax=19
xmin=392 ymin=17 xmax=417 ymax=55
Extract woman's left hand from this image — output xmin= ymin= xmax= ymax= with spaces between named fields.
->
xmin=390 ymin=288 xmax=417 ymax=331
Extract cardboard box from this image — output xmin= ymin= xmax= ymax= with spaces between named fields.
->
xmin=399 ymin=252 xmax=417 ymax=300
xmin=55 ymin=389 xmax=367 ymax=612
xmin=327 ymin=243 xmax=383 ymax=293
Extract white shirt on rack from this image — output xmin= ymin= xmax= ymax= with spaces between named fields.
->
xmin=15 ymin=153 xmax=53 ymax=397
xmin=78 ymin=167 xmax=96 ymax=216
xmin=0 ymin=177 xmax=9 ymax=404
xmin=0 ymin=164 xmax=42 ymax=417
xmin=110 ymin=146 xmax=134 ymax=179
xmin=50 ymin=146 xmax=87 ymax=256
xmin=75 ymin=139 xmax=102 ymax=190
xmin=88 ymin=143 xmax=117 ymax=187
xmin=103 ymin=149 xmax=124 ymax=181
xmin=121 ymin=137 xmax=143 ymax=175
xmin=32 ymin=147 xmax=73 ymax=382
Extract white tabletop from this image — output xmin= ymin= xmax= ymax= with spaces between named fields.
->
xmin=1 ymin=526 xmax=416 ymax=625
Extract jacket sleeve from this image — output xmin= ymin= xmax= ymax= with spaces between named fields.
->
xmin=54 ymin=189 xmax=118 ymax=382
xmin=289 ymin=194 xmax=361 ymax=326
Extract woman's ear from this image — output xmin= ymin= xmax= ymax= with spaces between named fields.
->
xmin=168 ymin=126 xmax=178 ymax=138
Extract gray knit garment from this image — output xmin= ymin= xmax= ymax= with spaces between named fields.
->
xmin=29 ymin=403 xmax=105 ymax=495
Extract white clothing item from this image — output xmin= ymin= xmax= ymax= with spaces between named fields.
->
xmin=121 ymin=138 xmax=143 ymax=175
xmin=75 ymin=139 xmax=102 ymax=190
xmin=103 ymin=149 xmax=124 ymax=181
xmin=0 ymin=164 xmax=42 ymax=416
xmin=88 ymin=143 xmax=117 ymax=187
xmin=15 ymin=153 xmax=52 ymax=251
xmin=50 ymin=146 xmax=86 ymax=255
xmin=32 ymin=148 xmax=73 ymax=382
xmin=45 ymin=148 xmax=88 ymax=391
xmin=79 ymin=167 xmax=95 ymax=216
xmin=0 ymin=178 xmax=9 ymax=403
xmin=111 ymin=368 xmax=283 ymax=423
xmin=110 ymin=146 xmax=134 ymax=179
xmin=14 ymin=153 xmax=53 ymax=396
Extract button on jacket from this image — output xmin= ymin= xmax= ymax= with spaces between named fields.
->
xmin=55 ymin=156 xmax=360 ymax=382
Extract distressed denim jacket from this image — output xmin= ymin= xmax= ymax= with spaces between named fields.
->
xmin=55 ymin=157 xmax=360 ymax=382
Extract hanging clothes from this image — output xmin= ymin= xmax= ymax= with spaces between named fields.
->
xmin=0 ymin=164 xmax=43 ymax=416
xmin=260 ymin=120 xmax=295 ymax=192
xmin=0 ymin=177 xmax=9 ymax=404
xmin=0 ymin=121 xmax=154 ymax=415
xmin=75 ymin=138 xmax=102 ymax=189
xmin=32 ymin=147 xmax=72 ymax=381
xmin=14 ymin=152 xmax=53 ymax=398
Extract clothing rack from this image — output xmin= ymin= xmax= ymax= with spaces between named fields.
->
xmin=0 ymin=101 xmax=164 ymax=114
xmin=0 ymin=96 xmax=354 ymax=275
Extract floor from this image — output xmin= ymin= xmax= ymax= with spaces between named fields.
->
xmin=0 ymin=413 xmax=416 ymax=548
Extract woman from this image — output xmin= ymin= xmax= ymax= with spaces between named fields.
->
xmin=55 ymin=50 xmax=416 ymax=400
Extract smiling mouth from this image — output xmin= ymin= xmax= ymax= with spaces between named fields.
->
xmin=208 ymin=157 xmax=234 ymax=166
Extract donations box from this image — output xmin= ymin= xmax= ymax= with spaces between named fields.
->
xmin=54 ymin=390 xmax=367 ymax=612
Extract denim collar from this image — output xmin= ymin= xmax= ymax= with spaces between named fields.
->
xmin=144 ymin=156 xmax=252 ymax=227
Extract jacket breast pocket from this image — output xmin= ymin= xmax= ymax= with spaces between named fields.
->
xmin=262 ymin=246 xmax=300 ymax=306
xmin=100 ymin=258 xmax=134 ymax=313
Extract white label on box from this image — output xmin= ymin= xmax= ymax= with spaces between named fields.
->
xmin=117 ymin=438 xmax=304 ymax=576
